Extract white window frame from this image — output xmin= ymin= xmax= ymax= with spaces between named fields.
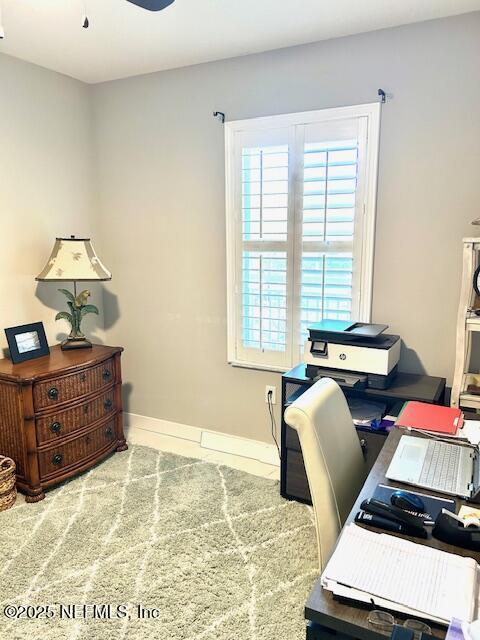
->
xmin=225 ymin=103 xmax=381 ymax=372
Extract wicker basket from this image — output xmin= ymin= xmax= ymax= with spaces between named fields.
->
xmin=0 ymin=456 xmax=16 ymax=512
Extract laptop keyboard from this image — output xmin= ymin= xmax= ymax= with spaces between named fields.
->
xmin=418 ymin=441 xmax=461 ymax=492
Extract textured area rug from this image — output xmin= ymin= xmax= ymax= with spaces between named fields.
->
xmin=0 ymin=445 xmax=317 ymax=640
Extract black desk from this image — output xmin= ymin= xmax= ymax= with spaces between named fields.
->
xmin=281 ymin=366 xmax=446 ymax=503
xmin=305 ymin=428 xmax=479 ymax=640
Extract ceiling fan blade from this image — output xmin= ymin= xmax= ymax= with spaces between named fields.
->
xmin=126 ymin=0 xmax=175 ymax=10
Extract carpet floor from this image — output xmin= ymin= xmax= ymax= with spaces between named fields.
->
xmin=0 ymin=445 xmax=317 ymax=640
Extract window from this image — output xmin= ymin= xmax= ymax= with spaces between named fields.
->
xmin=225 ymin=104 xmax=380 ymax=371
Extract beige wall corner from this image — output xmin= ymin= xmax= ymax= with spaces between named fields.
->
xmin=0 ymin=54 xmax=105 ymax=350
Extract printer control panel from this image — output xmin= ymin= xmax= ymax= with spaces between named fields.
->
xmin=311 ymin=341 xmax=328 ymax=357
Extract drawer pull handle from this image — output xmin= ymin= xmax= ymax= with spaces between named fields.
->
xmin=50 ymin=422 xmax=62 ymax=434
xmin=80 ymin=373 xmax=87 ymax=382
xmin=104 ymin=398 xmax=113 ymax=411
xmin=102 ymin=369 xmax=112 ymax=381
xmin=48 ymin=387 xmax=59 ymax=400
xmin=105 ymin=427 xmax=113 ymax=438
xmin=52 ymin=453 xmax=63 ymax=466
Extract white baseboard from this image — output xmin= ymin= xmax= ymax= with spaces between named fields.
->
xmin=124 ymin=412 xmax=280 ymax=467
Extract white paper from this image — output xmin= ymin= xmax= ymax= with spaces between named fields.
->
xmin=462 ymin=420 xmax=480 ymax=446
xmin=321 ymin=524 xmax=478 ymax=623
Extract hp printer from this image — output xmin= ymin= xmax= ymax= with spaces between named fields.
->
xmin=304 ymin=320 xmax=400 ymax=389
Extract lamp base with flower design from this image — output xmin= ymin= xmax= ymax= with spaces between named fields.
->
xmin=36 ymin=236 xmax=112 ymax=350
xmin=56 ymin=287 xmax=99 ymax=350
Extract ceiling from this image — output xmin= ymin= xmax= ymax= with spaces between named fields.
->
xmin=0 ymin=0 xmax=479 ymax=84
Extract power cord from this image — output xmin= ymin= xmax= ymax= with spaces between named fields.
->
xmin=267 ymin=390 xmax=281 ymax=460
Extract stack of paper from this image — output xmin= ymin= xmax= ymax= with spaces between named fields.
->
xmin=462 ymin=420 xmax=480 ymax=446
xmin=321 ymin=524 xmax=479 ymax=625
xmin=416 ymin=420 xmax=480 ymax=446
xmin=347 ymin=397 xmax=386 ymax=428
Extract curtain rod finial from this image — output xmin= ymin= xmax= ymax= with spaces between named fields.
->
xmin=378 ymin=89 xmax=386 ymax=103
xmin=213 ymin=111 xmax=225 ymax=124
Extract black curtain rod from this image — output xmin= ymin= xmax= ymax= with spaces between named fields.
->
xmin=213 ymin=91 xmax=388 ymax=123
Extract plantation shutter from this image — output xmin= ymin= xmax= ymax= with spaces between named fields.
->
xmin=226 ymin=106 xmax=378 ymax=370
xmin=296 ymin=118 xmax=366 ymax=352
xmin=234 ymin=127 xmax=293 ymax=368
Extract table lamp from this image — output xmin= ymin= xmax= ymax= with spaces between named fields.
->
xmin=36 ymin=236 xmax=111 ymax=350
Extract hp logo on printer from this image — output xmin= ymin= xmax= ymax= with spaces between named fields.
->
xmin=339 ymin=354 xmax=347 ymax=361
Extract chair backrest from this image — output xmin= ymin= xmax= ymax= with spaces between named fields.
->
xmin=284 ymin=377 xmax=367 ymax=570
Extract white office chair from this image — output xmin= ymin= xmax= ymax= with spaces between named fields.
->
xmin=284 ymin=377 xmax=368 ymax=570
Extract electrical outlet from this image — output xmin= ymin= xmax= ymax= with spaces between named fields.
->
xmin=265 ymin=385 xmax=277 ymax=405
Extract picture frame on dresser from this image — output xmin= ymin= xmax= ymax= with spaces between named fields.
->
xmin=5 ymin=322 xmax=50 ymax=364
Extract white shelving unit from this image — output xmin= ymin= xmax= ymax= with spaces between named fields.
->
xmin=451 ymin=237 xmax=480 ymax=410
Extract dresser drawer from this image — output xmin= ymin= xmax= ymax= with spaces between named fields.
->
xmin=36 ymin=388 xmax=116 ymax=444
xmin=38 ymin=418 xmax=117 ymax=478
xmin=33 ymin=358 xmax=115 ymax=411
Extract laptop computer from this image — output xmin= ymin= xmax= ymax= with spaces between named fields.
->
xmin=385 ymin=435 xmax=479 ymax=499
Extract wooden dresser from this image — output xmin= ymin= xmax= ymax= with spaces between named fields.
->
xmin=0 ymin=344 xmax=127 ymax=502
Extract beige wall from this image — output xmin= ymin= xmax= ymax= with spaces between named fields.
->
xmin=0 ymin=54 xmax=104 ymax=351
xmin=91 ymin=12 xmax=480 ymax=442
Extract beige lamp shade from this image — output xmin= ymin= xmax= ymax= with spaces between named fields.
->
xmin=36 ymin=237 xmax=111 ymax=281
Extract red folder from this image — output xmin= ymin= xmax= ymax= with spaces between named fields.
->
xmin=395 ymin=401 xmax=463 ymax=435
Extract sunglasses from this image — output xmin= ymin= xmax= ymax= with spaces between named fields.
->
xmin=368 ymin=610 xmax=432 ymax=639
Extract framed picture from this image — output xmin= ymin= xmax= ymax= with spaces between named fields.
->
xmin=5 ymin=322 xmax=50 ymax=364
